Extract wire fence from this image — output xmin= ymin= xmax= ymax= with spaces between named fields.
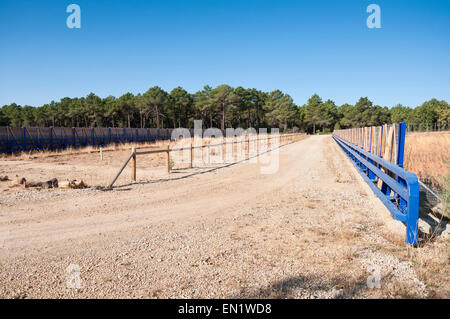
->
xmin=0 ymin=126 xmax=181 ymax=154
xmin=406 ymin=123 xmax=450 ymax=132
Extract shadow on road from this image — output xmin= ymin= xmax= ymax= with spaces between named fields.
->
xmin=235 ymin=274 xmax=370 ymax=299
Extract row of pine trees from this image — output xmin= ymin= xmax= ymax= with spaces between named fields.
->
xmin=1 ymin=85 xmax=449 ymax=133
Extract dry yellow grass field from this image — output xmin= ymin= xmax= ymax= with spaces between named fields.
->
xmin=405 ymin=131 xmax=450 ymax=191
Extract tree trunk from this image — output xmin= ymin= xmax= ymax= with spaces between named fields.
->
xmin=209 ymin=109 xmax=213 ymax=128
xmin=156 ymin=105 xmax=160 ymax=129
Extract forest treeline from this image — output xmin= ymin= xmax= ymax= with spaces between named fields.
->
xmin=0 ymin=85 xmax=449 ymax=133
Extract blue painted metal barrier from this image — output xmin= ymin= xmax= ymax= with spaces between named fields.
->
xmin=332 ymin=125 xmax=420 ymax=245
xmin=0 ymin=126 xmax=180 ymax=154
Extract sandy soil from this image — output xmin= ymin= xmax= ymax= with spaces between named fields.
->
xmin=0 ymin=135 xmax=448 ymax=299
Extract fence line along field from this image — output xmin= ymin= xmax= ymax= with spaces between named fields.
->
xmin=0 ymin=140 xmax=172 ymax=190
xmin=0 ymin=133 xmax=305 ymax=191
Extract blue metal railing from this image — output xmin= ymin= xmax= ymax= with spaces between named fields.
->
xmin=0 ymin=135 xmax=169 ymax=153
xmin=332 ymin=124 xmax=419 ymax=245
xmin=0 ymin=126 xmax=175 ymax=153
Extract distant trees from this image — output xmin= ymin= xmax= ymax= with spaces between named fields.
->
xmin=1 ymin=103 xmax=23 ymax=126
xmin=390 ymin=104 xmax=412 ymax=123
xmin=142 ymin=87 xmax=168 ymax=129
xmin=210 ymin=85 xmax=238 ymax=131
xmin=0 ymin=85 xmax=449 ymax=133
xmin=264 ymin=90 xmax=298 ymax=132
xmin=303 ymin=94 xmax=337 ymax=133
xmin=169 ymin=87 xmax=194 ymax=128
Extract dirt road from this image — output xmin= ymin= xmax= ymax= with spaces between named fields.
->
xmin=0 ymin=135 xmax=448 ymax=298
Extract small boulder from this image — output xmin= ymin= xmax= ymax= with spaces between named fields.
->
xmin=59 ymin=179 xmax=86 ymax=189
xmin=12 ymin=176 xmax=26 ymax=186
xmin=46 ymin=178 xmax=58 ymax=188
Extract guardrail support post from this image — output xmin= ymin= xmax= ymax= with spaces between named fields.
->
xmin=396 ymin=123 xmax=406 ymax=168
xmin=396 ymin=122 xmax=407 ymax=213
xmin=406 ymin=177 xmax=419 ymax=246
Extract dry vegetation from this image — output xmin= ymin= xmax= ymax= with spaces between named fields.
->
xmin=405 ymin=131 xmax=450 ymax=191
xmin=0 ymin=140 xmax=169 ymax=162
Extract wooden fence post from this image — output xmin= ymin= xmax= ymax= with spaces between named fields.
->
xmin=256 ymin=133 xmax=259 ymax=155
xmin=233 ymin=135 xmax=237 ymax=162
xmin=166 ymin=144 xmax=171 ymax=173
xmin=222 ymin=137 xmax=225 ymax=163
xmin=246 ymin=134 xmax=250 ymax=159
xmin=189 ymin=142 xmax=193 ymax=168
xmin=50 ymin=127 xmax=54 ymax=150
xmin=131 ymin=147 xmax=136 ymax=181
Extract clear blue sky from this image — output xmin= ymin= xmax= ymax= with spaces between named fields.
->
xmin=0 ymin=0 xmax=449 ymax=108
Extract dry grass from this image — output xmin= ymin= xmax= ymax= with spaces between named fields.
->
xmin=405 ymin=131 xmax=450 ymax=191
xmin=0 ymin=140 xmax=170 ymax=161
xmin=400 ymin=237 xmax=450 ymax=298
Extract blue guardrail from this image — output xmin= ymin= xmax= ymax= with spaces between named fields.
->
xmin=332 ymin=123 xmax=420 ymax=245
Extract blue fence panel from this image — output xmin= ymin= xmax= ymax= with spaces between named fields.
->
xmin=332 ymin=122 xmax=420 ymax=245
xmin=0 ymin=126 xmax=175 ymax=154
